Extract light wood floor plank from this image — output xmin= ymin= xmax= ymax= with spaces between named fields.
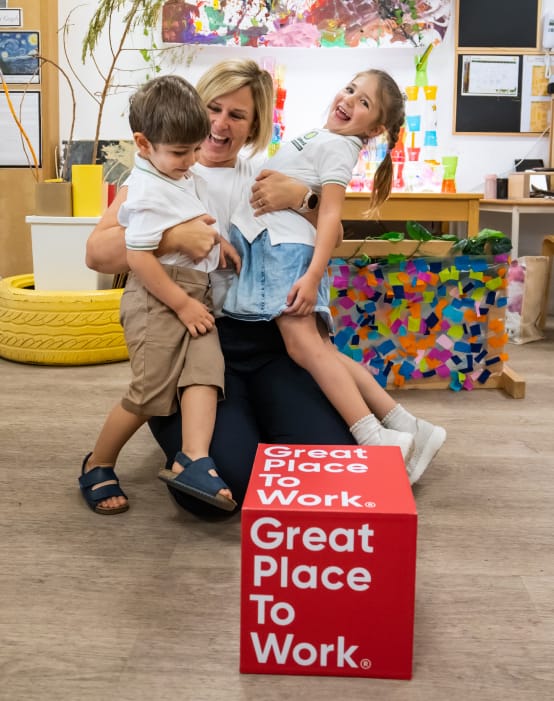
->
xmin=1 ymin=326 xmax=553 ymax=700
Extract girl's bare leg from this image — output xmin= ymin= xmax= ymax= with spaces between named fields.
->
xmin=276 ymin=314 xmax=413 ymax=457
xmin=277 ymin=314 xmax=375 ymax=427
xmin=318 ymin=327 xmax=446 ymax=484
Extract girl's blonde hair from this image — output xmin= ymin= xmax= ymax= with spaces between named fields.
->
xmin=196 ymin=59 xmax=274 ymax=156
xmin=354 ymin=69 xmax=406 ymax=214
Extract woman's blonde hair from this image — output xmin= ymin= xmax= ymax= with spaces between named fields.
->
xmin=196 ymin=59 xmax=274 ymax=156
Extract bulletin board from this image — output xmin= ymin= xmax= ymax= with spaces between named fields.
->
xmin=453 ymin=0 xmax=545 ymax=135
xmin=456 ymin=0 xmax=540 ymax=50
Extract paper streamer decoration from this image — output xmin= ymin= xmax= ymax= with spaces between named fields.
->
xmin=329 ymin=254 xmax=509 ymax=391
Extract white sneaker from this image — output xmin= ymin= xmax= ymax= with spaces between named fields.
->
xmin=380 ymin=427 xmax=415 ymax=462
xmin=406 ymin=419 xmax=446 ymax=485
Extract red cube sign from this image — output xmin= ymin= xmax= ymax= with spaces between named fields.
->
xmin=240 ymin=444 xmax=417 ymax=679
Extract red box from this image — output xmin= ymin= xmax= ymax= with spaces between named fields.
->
xmin=240 ymin=444 xmax=417 ymax=680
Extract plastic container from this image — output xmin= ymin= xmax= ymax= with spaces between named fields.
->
xmin=484 ymin=174 xmax=497 ymax=200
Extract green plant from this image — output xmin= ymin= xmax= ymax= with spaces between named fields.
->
xmin=344 ymin=220 xmax=460 ymax=265
xmin=452 ymin=228 xmax=513 ymax=256
xmin=63 ymin=0 xmax=196 ymax=166
xmin=65 ymin=0 xmax=164 ymax=164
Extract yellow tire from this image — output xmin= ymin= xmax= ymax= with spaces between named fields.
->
xmin=0 ymin=274 xmax=128 ymax=365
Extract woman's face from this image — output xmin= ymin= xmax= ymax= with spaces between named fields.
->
xmin=199 ymin=85 xmax=256 ymax=168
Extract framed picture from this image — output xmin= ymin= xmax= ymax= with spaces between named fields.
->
xmin=0 ymin=90 xmax=41 ymax=167
xmin=0 ymin=30 xmax=39 ymax=83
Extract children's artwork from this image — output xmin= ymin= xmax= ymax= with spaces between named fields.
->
xmin=162 ymin=1 xmax=451 ymax=48
xmin=329 ymin=253 xmax=509 ymax=391
xmin=0 ymin=31 xmax=39 ymax=83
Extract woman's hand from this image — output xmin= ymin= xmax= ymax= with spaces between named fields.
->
xmin=159 ymin=214 xmax=219 ymax=263
xmin=250 ymin=169 xmax=309 ymax=216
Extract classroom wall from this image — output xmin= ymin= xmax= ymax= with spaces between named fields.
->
xmin=56 ymin=0 xmax=554 ymax=290
xmin=57 ymin=0 xmax=554 ymax=195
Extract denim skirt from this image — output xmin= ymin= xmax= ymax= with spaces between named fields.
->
xmin=222 ymin=225 xmax=332 ymax=330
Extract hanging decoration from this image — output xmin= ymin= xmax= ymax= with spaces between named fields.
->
xmin=161 ymin=1 xmax=451 ymax=49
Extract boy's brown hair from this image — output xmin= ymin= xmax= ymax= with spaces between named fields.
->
xmin=129 ymin=75 xmax=210 ymax=145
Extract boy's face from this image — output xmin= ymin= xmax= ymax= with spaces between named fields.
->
xmin=134 ymin=134 xmax=203 ymax=180
xmin=325 ymin=73 xmax=384 ymax=140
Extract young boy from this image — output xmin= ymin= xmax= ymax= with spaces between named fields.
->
xmin=79 ymin=75 xmax=239 ymax=514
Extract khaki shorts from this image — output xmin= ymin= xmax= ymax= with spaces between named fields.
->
xmin=120 ymin=266 xmax=224 ymax=416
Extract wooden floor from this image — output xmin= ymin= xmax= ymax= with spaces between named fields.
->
xmin=1 ymin=326 xmax=553 ymax=701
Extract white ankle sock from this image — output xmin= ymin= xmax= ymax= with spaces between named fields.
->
xmin=382 ymin=403 xmax=417 ymax=434
xmin=350 ymin=414 xmax=414 ymax=460
xmin=349 ymin=414 xmax=381 ymax=445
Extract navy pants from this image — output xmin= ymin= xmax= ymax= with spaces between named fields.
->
xmin=148 ymin=316 xmax=354 ymax=519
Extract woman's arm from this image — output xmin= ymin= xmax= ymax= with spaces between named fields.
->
xmin=250 ymin=169 xmax=311 ymax=216
xmin=86 ymin=187 xmax=129 ymax=273
xmin=86 ymin=186 xmax=220 ymax=273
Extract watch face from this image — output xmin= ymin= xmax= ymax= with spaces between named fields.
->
xmin=307 ymin=193 xmax=318 ymax=209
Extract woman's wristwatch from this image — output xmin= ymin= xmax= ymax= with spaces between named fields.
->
xmin=297 ymin=188 xmax=319 ymax=213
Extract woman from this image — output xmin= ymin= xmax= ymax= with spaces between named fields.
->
xmin=86 ymin=59 xmax=444 ymax=518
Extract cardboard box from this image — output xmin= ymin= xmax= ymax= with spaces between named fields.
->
xmin=240 ymin=444 xmax=417 ymax=680
xmin=508 ymin=172 xmax=531 ymax=199
xmin=509 ymin=170 xmax=554 ymax=199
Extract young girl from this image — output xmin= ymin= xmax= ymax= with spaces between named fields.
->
xmin=223 ymin=69 xmax=446 ymax=477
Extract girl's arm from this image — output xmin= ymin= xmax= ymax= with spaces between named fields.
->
xmin=126 ymin=249 xmax=214 ymax=337
xmin=86 ymin=186 xmax=219 ymax=273
xmin=284 ymin=183 xmax=345 ymax=316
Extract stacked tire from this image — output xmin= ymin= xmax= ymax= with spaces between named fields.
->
xmin=0 ymin=274 xmax=128 ymax=365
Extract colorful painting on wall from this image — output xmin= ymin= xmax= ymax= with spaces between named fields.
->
xmin=161 ymin=1 xmax=451 ymax=48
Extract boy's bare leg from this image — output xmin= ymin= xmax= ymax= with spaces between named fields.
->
xmin=172 ymin=385 xmax=233 ymax=502
xmin=85 ymin=403 xmax=148 ymax=510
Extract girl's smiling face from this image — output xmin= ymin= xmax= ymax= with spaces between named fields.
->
xmin=325 ymin=73 xmax=384 ymax=140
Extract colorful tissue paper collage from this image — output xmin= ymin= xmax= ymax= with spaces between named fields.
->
xmin=329 ymin=254 xmax=509 ymax=392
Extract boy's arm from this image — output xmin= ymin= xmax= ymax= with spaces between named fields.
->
xmin=284 ymin=183 xmax=345 ymax=316
xmin=127 ymin=249 xmax=214 ymax=337
xmin=86 ymin=187 xmax=219 ymax=274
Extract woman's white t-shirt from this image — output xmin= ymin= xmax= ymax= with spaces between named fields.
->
xmin=192 ymin=158 xmax=255 ymax=315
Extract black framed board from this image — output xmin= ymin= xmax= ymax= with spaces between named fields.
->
xmin=455 ymin=54 xmax=523 ymax=134
xmin=457 ymin=0 xmax=540 ymax=50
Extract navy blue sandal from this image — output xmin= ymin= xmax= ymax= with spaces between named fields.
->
xmin=78 ymin=452 xmax=129 ymax=515
xmin=158 ymin=451 xmax=237 ymax=512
